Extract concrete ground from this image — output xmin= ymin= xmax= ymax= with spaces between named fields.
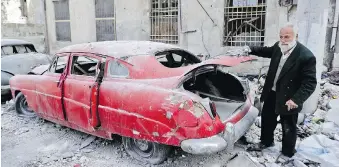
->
xmin=1 ymin=101 xmax=242 ymax=167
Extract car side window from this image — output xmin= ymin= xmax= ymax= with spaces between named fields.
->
xmin=49 ymin=56 xmax=69 ymax=74
xmin=2 ymin=46 xmax=14 ymax=55
xmin=109 ymin=59 xmax=129 ymax=77
xmin=15 ymin=45 xmax=28 ymax=54
xmin=71 ymin=55 xmax=99 ymax=77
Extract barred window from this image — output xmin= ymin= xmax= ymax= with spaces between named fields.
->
xmin=95 ymin=0 xmax=116 ymax=41
xmin=53 ymin=0 xmax=71 ymax=41
xmin=223 ymin=0 xmax=267 ymax=46
xmin=150 ymin=0 xmax=179 ymax=44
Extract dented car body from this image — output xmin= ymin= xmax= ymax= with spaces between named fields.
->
xmin=9 ymin=41 xmax=258 ymax=164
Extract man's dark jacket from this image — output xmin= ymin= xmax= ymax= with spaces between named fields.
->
xmin=250 ymin=41 xmax=317 ymax=115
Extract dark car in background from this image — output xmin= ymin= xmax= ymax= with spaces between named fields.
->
xmin=1 ymin=39 xmax=51 ymax=101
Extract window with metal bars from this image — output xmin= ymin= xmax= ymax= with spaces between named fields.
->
xmin=223 ymin=0 xmax=266 ymax=46
xmin=95 ymin=0 xmax=116 ymax=41
xmin=150 ymin=0 xmax=179 ymax=44
xmin=53 ymin=0 xmax=71 ymax=41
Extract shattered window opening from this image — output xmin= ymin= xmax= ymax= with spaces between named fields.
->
xmin=150 ymin=0 xmax=179 ymax=44
xmin=223 ymin=0 xmax=267 ymax=46
xmin=49 ymin=55 xmax=69 ymax=74
xmin=71 ymin=55 xmax=100 ymax=77
xmin=95 ymin=0 xmax=116 ymax=41
xmin=53 ymin=0 xmax=71 ymax=41
xmin=108 ymin=59 xmax=129 ymax=77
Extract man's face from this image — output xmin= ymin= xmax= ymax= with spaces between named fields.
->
xmin=279 ymin=27 xmax=295 ymax=45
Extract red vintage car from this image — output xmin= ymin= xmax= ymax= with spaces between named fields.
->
xmin=9 ymin=41 xmax=259 ymax=164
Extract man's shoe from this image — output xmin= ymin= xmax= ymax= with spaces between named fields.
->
xmin=246 ymin=142 xmax=275 ymax=151
xmin=281 ymin=149 xmax=297 ymax=158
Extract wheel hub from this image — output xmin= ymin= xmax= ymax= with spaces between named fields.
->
xmin=20 ymin=98 xmax=33 ymax=113
xmin=134 ymin=139 xmax=149 ymax=151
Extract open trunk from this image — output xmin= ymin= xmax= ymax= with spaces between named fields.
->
xmin=180 ymin=66 xmax=249 ymax=121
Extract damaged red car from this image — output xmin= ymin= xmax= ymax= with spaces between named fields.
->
xmin=9 ymin=41 xmax=259 ymax=164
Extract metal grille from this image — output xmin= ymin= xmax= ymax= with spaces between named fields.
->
xmin=95 ymin=0 xmax=115 ymax=41
xmin=224 ymin=0 xmax=266 ymax=46
xmin=53 ymin=0 xmax=71 ymax=41
xmin=150 ymin=0 xmax=179 ymax=44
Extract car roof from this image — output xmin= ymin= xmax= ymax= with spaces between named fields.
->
xmin=56 ymin=40 xmax=182 ymax=58
xmin=1 ymin=39 xmax=34 ymax=47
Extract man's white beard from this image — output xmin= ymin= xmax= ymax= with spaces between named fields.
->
xmin=279 ymin=40 xmax=297 ymax=53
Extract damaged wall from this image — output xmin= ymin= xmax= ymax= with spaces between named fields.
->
xmin=296 ymin=0 xmax=330 ymax=114
xmin=115 ymin=0 xmax=150 ymax=41
xmin=179 ymin=0 xmax=296 ymax=75
xmin=1 ymin=0 xmax=46 ymax=53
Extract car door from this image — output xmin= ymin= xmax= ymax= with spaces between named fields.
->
xmin=35 ymin=53 xmax=70 ymax=121
xmin=63 ymin=53 xmax=103 ymax=131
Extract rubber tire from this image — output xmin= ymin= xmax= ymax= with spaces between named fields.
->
xmin=122 ymin=137 xmax=172 ymax=165
xmin=15 ymin=92 xmax=36 ymax=118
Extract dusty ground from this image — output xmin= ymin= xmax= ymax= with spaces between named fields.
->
xmin=1 ymin=101 xmax=244 ymax=167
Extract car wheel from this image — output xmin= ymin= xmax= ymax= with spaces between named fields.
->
xmin=122 ymin=136 xmax=172 ymax=164
xmin=15 ymin=92 xmax=36 ymax=118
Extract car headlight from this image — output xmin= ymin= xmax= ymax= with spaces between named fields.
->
xmin=1 ymin=71 xmax=14 ymax=86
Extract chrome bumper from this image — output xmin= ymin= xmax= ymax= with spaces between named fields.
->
xmin=1 ymin=85 xmax=11 ymax=95
xmin=180 ymin=106 xmax=259 ymax=154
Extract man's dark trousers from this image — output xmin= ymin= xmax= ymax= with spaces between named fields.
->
xmin=260 ymin=90 xmax=298 ymax=157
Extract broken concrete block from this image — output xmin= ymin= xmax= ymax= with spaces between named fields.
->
xmin=313 ymin=109 xmax=327 ymax=119
xmin=226 ymin=154 xmax=262 ymax=167
xmin=321 ymin=122 xmax=339 ymax=138
xmin=325 ymin=109 xmax=339 ymax=126
xmin=327 ymin=99 xmax=339 ymax=110
xmin=79 ymin=136 xmax=96 ymax=150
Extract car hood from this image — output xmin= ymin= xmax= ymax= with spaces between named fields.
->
xmin=1 ymin=53 xmax=51 ymax=75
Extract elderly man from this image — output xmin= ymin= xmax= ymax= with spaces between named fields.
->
xmin=246 ymin=23 xmax=317 ymax=158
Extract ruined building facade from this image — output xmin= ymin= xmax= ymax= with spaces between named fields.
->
xmin=1 ymin=0 xmax=338 ymax=70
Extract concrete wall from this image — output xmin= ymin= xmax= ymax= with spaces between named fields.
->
xmin=46 ymin=0 xmax=151 ymax=54
xmin=1 ymin=0 xmax=46 ymax=53
xmin=115 ymin=0 xmax=150 ymax=41
xmin=296 ymin=0 xmax=330 ymax=114
xmin=45 ymin=0 xmax=94 ymax=54
xmin=45 ymin=0 xmax=292 ymax=58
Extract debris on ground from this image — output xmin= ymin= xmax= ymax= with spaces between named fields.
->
xmin=296 ymin=134 xmax=339 ymax=167
xmin=226 ymin=153 xmax=261 ymax=167
xmin=327 ymin=71 xmax=339 ymax=85
xmin=79 ymin=136 xmax=96 ymax=150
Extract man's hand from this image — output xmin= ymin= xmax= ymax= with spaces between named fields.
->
xmin=285 ymin=99 xmax=298 ymax=111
